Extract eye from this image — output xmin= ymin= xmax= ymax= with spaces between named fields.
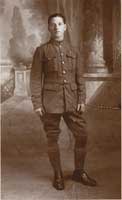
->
xmin=58 ymin=22 xmax=62 ymax=25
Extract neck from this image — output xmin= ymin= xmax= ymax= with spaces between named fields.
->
xmin=52 ymin=35 xmax=64 ymax=42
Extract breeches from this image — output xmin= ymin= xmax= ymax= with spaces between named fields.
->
xmin=42 ymin=111 xmax=87 ymax=153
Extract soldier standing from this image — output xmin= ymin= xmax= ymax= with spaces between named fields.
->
xmin=31 ymin=13 xmax=97 ymax=190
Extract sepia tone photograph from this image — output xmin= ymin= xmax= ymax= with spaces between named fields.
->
xmin=0 ymin=0 xmax=121 ymax=199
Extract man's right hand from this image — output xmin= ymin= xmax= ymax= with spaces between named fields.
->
xmin=35 ymin=107 xmax=45 ymax=117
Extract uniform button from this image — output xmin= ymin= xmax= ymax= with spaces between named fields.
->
xmin=62 ymin=61 xmax=65 ymax=64
xmin=62 ymin=70 xmax=66 ymax=74
xmin=60 ymin=52 xmax=63 ymax=56
xmin=64 ymin=79 xmax=67 ymax=83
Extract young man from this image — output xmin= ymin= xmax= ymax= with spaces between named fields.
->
xmin=31 ymin=13 xmax=97 ymax=190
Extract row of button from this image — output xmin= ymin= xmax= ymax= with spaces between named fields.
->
xmin=62 ymin=70 xmax=66 ymax=74
xmin=59 ymin=46 xmax=67 ymax=84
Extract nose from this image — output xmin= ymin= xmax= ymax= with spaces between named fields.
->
xmin=54 ymin=24 xmax=59 ymax=30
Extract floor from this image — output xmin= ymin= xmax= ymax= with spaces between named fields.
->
xmin=1 ymin=96 xmax=121 ymax=200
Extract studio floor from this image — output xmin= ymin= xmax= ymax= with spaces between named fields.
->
xmin=1 ymin=96 xmax=121 ymax=200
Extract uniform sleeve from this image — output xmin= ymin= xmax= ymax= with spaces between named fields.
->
xmin=30 ymin=47 xmax=44 ymax=110
xmin=76 ymin=48 xmax=86 ymax=104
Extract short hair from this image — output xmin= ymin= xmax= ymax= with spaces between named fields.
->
xmin=48 ymin=13 xmax=66 ymax=24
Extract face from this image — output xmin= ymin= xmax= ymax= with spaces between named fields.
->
xmin=48 ymin=16 xmax=67 ymax=41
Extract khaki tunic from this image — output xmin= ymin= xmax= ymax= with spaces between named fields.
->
xmin=30 ymin=39 xmax=86 ymax=113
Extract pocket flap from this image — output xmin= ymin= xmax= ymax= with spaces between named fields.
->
xmin=44 ymin=83 xmax=59 ymax=91
xmin=70 ymin=83 xmax=77 ymax=90
xmin=66 ymin=51 xmax=76 ymax=59
xmin=47 ymin=56 xmax=56 ymax=61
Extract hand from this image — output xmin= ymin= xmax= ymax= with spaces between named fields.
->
xmin=77 ymin=103 xmax=86 ymax=113
xmin=35 ymin=107 xmax=45 ymax=117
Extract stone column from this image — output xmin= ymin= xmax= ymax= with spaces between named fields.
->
xmin=83 ymin=0 xmax=107 ymax=73
xmin=112 ymin=0 xmax=121 ymax=73
xmin=103 ymin=0 xmax=113 ymax=73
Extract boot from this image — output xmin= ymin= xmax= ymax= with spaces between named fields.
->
xmin=72 ymin=148 xmax=97 ymax=186
xmin=72 ymin=170 xmax=97 ymax=186
xmin=48 ymin=150 xmax=64 ymax=190
xmin=53 ymin=170 xmax=64 ymax=190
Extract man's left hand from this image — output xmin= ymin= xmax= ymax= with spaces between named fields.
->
xmin=77 ymin=103 xmax=86 ymax=113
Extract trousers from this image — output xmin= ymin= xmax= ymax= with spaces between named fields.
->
xmin=41 ymin=111 xmax=88 ymax=172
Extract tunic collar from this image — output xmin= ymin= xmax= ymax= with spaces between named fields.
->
xmin=49 ymin=38 xmax=65 ymax=46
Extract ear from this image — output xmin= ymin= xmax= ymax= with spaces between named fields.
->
xmin=64 ymin=24 xmax=67 ymax=31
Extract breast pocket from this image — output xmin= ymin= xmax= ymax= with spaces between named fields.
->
xmin=45 ymin=55 xmax=58 ymax=72
xmin=66 ymin=51 xmax=77 ymax=70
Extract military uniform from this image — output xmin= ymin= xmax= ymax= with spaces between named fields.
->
xmin=31 ymin=39 xmax=86 ymax=112
xmin=31 ymin=39 xmax=88 ymax=188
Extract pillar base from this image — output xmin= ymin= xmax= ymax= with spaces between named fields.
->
xmin=87 ymin=66 xmax=108 ymax=73
xmin=14 ymin=65 xmax=31 ymax=97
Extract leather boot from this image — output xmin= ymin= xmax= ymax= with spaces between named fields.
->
xmin=48 ymin=150 xmax=64 ymax=190
xmin=53 ymin=170 xmax=64 ymax=190
xmin=72 ymin=170 xmax=97 ymax=186
xmin=72 ymin=148 xmax=97 ymax=186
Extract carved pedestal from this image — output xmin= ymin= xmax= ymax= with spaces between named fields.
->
xmin=14 ymin=65 xmax=31 ymax=96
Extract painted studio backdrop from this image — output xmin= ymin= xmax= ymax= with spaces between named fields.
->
xmin=1 ymin=1 xmax=121 ymax=199
xmin=0 ymin=0 xmax=121 ymax=103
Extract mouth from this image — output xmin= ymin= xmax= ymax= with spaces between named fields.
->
xmin=55 ymin=31 xmax=61 ymax=33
